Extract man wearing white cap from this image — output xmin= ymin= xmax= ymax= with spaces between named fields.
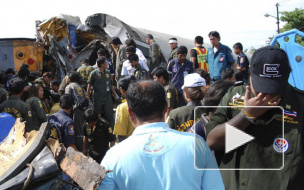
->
xmin=167 ymin=73 xmax=206 ymax=131
xmin=168 ymin=37 xmax=178 ymax=62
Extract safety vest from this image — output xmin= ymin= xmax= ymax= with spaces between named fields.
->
xmin=191 ymin=47 xmax=208 ymax=72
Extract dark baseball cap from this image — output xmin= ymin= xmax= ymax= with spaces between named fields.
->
xmin=250 ymin=46 xmax=291 ymax=95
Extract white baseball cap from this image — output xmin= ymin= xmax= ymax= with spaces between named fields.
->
xmin=182 ymin=73 xmax=206 ymax=89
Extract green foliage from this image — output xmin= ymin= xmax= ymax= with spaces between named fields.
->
xmin=280 ymin=8 xmax=304 ymax=33
xmin=249 ymin=47 xmax=257 ymax=54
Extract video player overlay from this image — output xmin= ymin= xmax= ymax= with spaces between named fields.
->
xmin=194 ymin=106 xmax=287 ymax=170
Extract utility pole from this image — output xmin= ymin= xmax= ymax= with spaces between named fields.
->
xmin=264 ymin=3 xmax=280 ymax=34
xmin=276 ymin=3 xmax=280 ymax=34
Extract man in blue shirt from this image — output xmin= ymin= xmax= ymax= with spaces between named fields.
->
xmin=206 ymin=31 xmax=236 ymax=81
xmin=48 ymin=94 xmax=79 ymax=151
xmin=167 ymin=46 xmax=194 ymax=106
xmin=99 ymin=81 xmax=224 ymax=190
xmin=233 ymin=42 xmax=249 ymax=84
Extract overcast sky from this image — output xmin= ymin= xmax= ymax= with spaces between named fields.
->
xmin=1 ymin=0 xmax=302 ymax=50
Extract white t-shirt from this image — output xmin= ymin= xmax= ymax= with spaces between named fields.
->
xmin=121 ymin=51 xmax=149 ymax=76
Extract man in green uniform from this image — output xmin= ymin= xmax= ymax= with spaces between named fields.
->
xmin=168 ymin=37 xmax=178 ymax=62
xmin=0 ymin=73 xmax=9 ymax=104
xmin=111 ymin=37 xmax=127 ymax=81
xmin=146 ymin=34 xmax=162 ymax=72
xmin=151 ymin=66 xmax=178 ymax=119
xmin=83 ymin=109 xmax=116 ymax=163
xmin=76 ymin=58 xmax=95 ymax=89
xmin=0 ymin=77 xmax=33 ymax=131
xmin=35 ymin=72 xmax=53 ymax=114
xmin=87 ymin=57 xmax=120 ymax=129
xmin=65 ymin=71 xmax=90 ymax=152
xmin=129 ymin=54 xmax=148 ymax=81
xmin=206 ymin=46 xmax=304 ymax=190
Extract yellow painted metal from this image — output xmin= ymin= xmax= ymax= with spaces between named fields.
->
xmin=12 ymin=40 xmax=43 ymax=73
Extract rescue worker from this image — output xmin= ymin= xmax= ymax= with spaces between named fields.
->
xmin=77 ymin=58 xmax=95 ymax=90
xmin=26 ymin=83 xmax=47 ymax=131
xmin=206 ymin=46 xmax=304 ymax=189
xmin=83 ymin=108 xmax=116 ymax=163
xmin=49 ymin=93 xmax=60 ymax=115
xmin=113 ymin=75 xmax=136 ymax=143
xmin=125 ymin=38 xmax=148 ymax=68
xmin=167 ymin=46 xmax=194 ymax=106
xmin=168 ymin=37 xmax=178 ymax=62
xmin=129 ymin=54 xmax=148 ymax=80
xmin=233 ymin=42 xmax=249 ymax=84
xmin=50 ymin=80 xmax=59 ymax=95
xmin=0 ymin=73 xmax=9 ymax=104
xmin=111 ymin=37 xmax=127 ymax=81
xmin=65 ymin=71 xmax=89 ymax=152
xmin=121 ymin=46 xmax=150 ymax=77
xmin=151 ymin=66 xmax=178 ymax=119
xmin=58 ymin=75 xmax=68 ymax=95
xmin=48 ymin=94 xmax=79 ymax=152
xmin=146 ymin=34 xmax=162 ymax=72
xmin=5 ymin=68 xmax=15 ymax=90
xmin=190 ymin=36 xmax=208 ymax=70
xmin=97 ymin=48 xmax=115 ymax=80
xmin=0 ymin=77 xmax=33 ymax=131
xmin=87 ymin=57 xmax=120 ymax=129
xmin=206 ymin=31 xmax=236 ymax=82
xmin=35 ymin=72 xmax=53 ymax=114
xmin=221 ymin=68 xmax=236 ymax=82
xmin=167 ymin=73 xmax=206 ymax=131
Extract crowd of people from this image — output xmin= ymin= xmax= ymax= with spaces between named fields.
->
xmin=0 ymin=30 xmax=303 ymax=189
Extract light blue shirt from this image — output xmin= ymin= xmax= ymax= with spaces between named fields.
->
xmin=99 ymin=122 xmax=224 ymax=190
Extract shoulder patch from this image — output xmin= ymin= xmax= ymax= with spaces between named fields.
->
xmin=38 ymin=101 xmax=43 ymax=108
xmin=240 ymin=57 xmax=244 ymax=63
xmin=167 ymin=92 xmax=172 ymax=99
xmin=68 ymin=125 xmax=75 ymax=135
xmin=28 ymin=111 xmax=32 ymax=117
xmin=108 ymin=127 xmax=113 ymax=134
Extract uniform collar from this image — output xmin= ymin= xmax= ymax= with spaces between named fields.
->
xmin=135 ymin=65 xmax=142 ymax=71
xmin=58 ymin=109 xmax=71 ymax=117
xmin=132 ymin=122 xmax=171 ymax=136
xmin=9 ymin=95 xmax=21 ymax=100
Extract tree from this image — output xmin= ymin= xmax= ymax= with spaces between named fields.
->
xmin=267 ymin=8 xmax=304 ymax=46
xmin=280 ymin=8 xmax=304 ymax=33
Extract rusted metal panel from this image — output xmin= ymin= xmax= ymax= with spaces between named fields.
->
xmin=60 ymin=147 xmax=109 ymax=190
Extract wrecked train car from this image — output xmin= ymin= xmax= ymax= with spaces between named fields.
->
xmin=0 ymin=38 xmax=43 ymax=76
xmin=35 ymin=13 xmax=200 ymax=81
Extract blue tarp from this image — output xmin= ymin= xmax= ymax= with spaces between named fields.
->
xmin=0 ymin=113 xmax=15 ymax=142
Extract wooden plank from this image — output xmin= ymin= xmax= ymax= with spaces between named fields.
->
xmin=60 ymin=147 xmax=109 ymax=190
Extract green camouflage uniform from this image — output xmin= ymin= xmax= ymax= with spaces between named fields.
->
xmin=77 ymin=63 xmax=95 ymax=87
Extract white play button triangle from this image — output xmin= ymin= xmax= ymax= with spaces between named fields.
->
xmin=225 ymin=123 xmax=255 ymax=153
